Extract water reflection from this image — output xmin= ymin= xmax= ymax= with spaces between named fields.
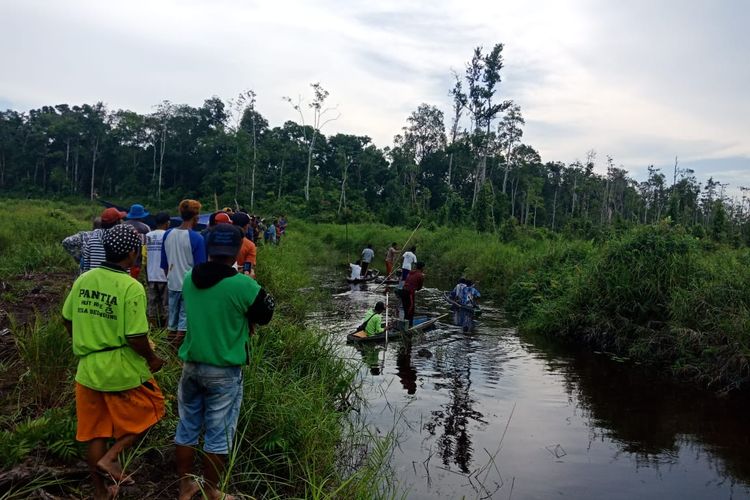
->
xmin=321 ymin=278 xmax=750 ymax=499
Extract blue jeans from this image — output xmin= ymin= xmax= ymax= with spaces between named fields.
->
xmin=175 ymin=362 xmax=243 ymax=454
xmin=168 ymin=290 xmax=187 ymax=331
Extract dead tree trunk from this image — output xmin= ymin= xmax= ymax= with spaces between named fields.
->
xmin=89 ymin=137 xmax=98 ymax=200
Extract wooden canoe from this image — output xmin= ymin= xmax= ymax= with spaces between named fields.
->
xmin=443 ymin=291 xmax=481 ymax=314
xmin=346 ymin=269 xmax=380 ymax=284
xmin=346 ymin=314 xmax=446 ymax=344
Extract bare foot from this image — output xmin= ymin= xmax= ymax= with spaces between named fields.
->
xmin=96 ymin=458 xmax=134 ymax=485
xmin=179 ymin=479 xmax=201 ymax=500
xmin=93 ymin=484 xmax=120 ymax=500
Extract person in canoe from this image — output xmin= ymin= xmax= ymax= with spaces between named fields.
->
xmin=449 ymin=278 xmax=467 ymax=301
xmin=460 ymin=280 xmax=481 ymax=307
xmin=401 ymin=261 xmax=425 ymax=327
xmin=349 ymin=260 xmax=362 ymax=281
xmin=385 ymin=242 xmax=399 ymax=277
xmin=352 ymin=301 xmax=387 ymax=338
xmin=399 ymin=246 xmax=417 ymax=286
xmin=360 ymin=244 xmax=375 ymax=277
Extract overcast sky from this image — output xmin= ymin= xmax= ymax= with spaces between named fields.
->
xmin=2 ymin=0 xmax=748 ymax=191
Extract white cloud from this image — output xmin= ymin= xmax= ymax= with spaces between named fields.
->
xmin=1 ymin=0 xmax=748 ymax=184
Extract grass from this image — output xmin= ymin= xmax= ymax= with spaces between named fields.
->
xmin=0 ymin=200 xmax=398 ymax=499
xmin=303 ymin=218 xmax=750 ymax=393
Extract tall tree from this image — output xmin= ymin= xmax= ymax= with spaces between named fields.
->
xmin=284 ymin=83 xmax=340 ymax=202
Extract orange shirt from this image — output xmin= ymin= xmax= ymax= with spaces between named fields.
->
xmin=236 ymin=238 xmax=257 ymax=267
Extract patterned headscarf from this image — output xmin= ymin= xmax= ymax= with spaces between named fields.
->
xmin=102 ymin=224 xmax=142 ymax=256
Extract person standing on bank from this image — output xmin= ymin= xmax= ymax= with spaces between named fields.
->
xmin=161 ymin=200 xmax=206 ymax=348
xmin=143 ymin=212 xmax=171 ymax=328
xmin=401 ymin=261 xmax=425 ymax=327
xmin=62 ymin=224 xmax=166 ymax=500
xmin=360 ymin=244 xmax=375 ymax=277
xmin=124 ymin=203 xmax=151 ymax=280
xmin=175 ymin=224 xmax=274 ymax=500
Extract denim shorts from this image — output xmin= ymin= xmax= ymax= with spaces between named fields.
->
xmin=168 ymin=290 xmax=187 ymax=331
xmin=175 ymin=362 xmax=243 ymax=454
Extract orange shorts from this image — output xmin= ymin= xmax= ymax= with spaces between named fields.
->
xmin=75 ymin=379 xmax=166 ymax=442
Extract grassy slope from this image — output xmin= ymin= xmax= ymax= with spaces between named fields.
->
xmin=0 ymin=201 xmax=394 ymax=499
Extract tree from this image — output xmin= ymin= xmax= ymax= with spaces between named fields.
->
xmin=284 ymin=83 xmax=340 ymax=202
xmin=454 ymin=45 xmax=512 ymax=207
xmin=497 ymin=103 xmax=524 ymax=195
xmin=394 ymin=104 xmax=446 ymax=207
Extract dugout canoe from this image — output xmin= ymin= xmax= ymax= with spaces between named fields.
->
xmin=443 ymin=291 xmax=482 ymax=315
xmin=346 ymin=314 xmax=446 ymax=344
xmin=346 ymin=269 xmax=380 ymax=284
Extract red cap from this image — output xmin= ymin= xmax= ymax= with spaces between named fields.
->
xmin=214 ymin=212 xmax=231 ymax=224
xmin=101 ymin=207 xmax=127 ymax=224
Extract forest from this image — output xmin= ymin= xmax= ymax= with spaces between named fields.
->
xmin=0 ymin=44 xmax=745 ymax=245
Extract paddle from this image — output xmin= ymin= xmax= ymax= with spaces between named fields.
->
xmin=371 ymin=219 xmax=422 ymax=294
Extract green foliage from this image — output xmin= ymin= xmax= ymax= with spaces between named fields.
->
xmin=13 ymin=314 xmax=76 ymax=409
xmin=473 ymin=182 xmax=495 ymax=232
xmin=0 ymin=200 xmax=89 ymax=278
xmin=0 ymin=204 xmax=396 ymax=498
xmin=711 ymin=199 xmax=728 ymax=242
xmin=507 ymin=222 xmax=750 ymax=391
xmin=0 ymin=408 xmax=82 ymax=468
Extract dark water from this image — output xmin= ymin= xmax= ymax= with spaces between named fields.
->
xmin=313 ymin=280 xmax=750 ymax=499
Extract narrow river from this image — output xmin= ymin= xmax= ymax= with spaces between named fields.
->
xmin=311 ymin=278 xmax=750 ymax=499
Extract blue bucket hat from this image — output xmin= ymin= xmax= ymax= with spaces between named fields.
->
xmin=127 ymin=203 xmax=150 ymax=220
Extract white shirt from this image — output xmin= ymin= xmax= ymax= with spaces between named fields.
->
xmin=361 ymin=248 xmax=375 ymax=263
xmin=145 ymin=229 xmax=167 ymax=283
xmin=349 ymin=263 xmax=362 ymax=280
xmin=402 ymin=251 xmax=417 ymax=270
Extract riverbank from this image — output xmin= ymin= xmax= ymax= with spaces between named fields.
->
xmin=0 ymin=200 xmax=393 ymax=499
xmin=310 ymin=220 xmax=750 ymax=393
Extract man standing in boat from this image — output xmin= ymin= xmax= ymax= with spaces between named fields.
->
xmin=385 ymin=242 xmax=399 ymax=277
xmin=400 ymin=246 xmax=417 ymax=285
xmin=401 ymin=261 xmax=425 ymax=327
xmin=360 ymin=244 xmax=375 ymax=277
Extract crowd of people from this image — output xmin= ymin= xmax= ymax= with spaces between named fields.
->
xmin=61 ymin=199 xmax=278 ymax=500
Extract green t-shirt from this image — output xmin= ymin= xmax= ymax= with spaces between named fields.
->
xmin=363 ymin=310 xmax=384 ymax=336
xmin=62 ymin=264 xmax=152 ymax=392
xmin=179 ymin=270 xmax=261 ymax=366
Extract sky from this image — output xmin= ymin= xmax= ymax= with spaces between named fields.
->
xmin=1 ymin=0 xmax=749 ymax=191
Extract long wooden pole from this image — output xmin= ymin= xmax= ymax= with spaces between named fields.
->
xmin=372 ymin=219 xmax=422 ymax=294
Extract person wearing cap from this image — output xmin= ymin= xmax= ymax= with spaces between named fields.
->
xmin=78 ymin=207 xmax=127 ymax=273
xmin=62 ymin=224 xmax=166 ymax=500
xmin=161 ymin=200 xmax=207 ymax=348
xmin=143 ymin=212 xmax=171 ymax=328
xmin=200 ymin=211 xmax=232 ymax=240
xmin=231 ymin=212 xmax=257 ymax=277
xmin=124 ymin=204 xmax=151 ymax=280
xmin=175 ymin=224 xmax=274 ymax=500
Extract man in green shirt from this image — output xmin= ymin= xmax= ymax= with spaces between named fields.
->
xmin=62 ymin=224 xmax=165 ymax=500
xmin=353 ymin=301 xmax=386 ymax=338
xmin=175 ymin=224 xmax=274 ymax=500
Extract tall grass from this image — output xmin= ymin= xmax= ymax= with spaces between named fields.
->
xmin=307 ymin=219 xmax=750 ymax=392
xmin=0 ymin=203 xmax=397 ymax=499
xmin=0 ymin=199 xmax=93 ymax=278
